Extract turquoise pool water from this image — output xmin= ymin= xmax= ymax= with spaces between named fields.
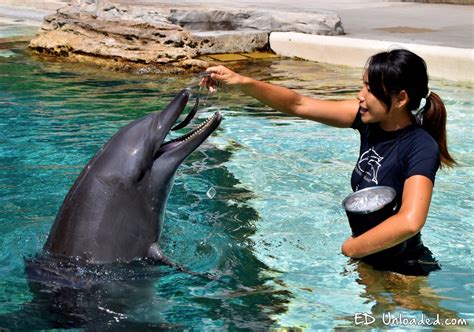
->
xmin=0 ymin=40 xmax=472 ymax=330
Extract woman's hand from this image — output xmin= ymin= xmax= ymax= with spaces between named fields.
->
xmin=341 ymin=236 xmax=357 ymax=258
xmin=199 ymin=65 xmax=245 ymax=92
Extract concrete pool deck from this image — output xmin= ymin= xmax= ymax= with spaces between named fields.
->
xmin=0 ymin=0 xmax=472 ymax=81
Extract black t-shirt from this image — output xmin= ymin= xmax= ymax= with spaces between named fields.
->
xmin=351 ymin=110 xmax=440 ymax=204
xmin=349 ymin=110 xmax=442 ymax=275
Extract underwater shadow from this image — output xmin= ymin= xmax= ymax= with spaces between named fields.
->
xmin=160 ymin=142 xmax=293 ymax=329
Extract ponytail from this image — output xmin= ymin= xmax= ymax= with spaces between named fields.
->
xmin=422 ymin=92 xmax=456 ymax=168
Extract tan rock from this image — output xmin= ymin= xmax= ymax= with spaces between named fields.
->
xmin=29 ymin=1 xmax=343 ymax=72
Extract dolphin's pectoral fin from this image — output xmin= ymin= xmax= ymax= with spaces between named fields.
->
xmin=147 ymin=243 xmax=178 ymax=268
xmin=147 ymin=243 xmax=224 ymax=284
xmin=147 ymin=243 xmax=199 ymax=275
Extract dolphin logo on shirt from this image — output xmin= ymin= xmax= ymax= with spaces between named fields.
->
xmin=357 ymin=147 xmax=384 ymax=185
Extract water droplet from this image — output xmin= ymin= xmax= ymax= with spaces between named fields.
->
xmin=206 ymin=187 xmax=216 ymax=199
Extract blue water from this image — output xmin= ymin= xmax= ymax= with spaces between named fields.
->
xmin=0 ymin=39 xmax=472 ymax=330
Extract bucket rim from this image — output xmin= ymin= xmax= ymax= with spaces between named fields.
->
xmin=341 ymin=186 xmax=396 ymax=214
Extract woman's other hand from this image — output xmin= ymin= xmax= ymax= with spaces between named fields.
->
xmin=341 ymin=236 xmax=357 ymax=258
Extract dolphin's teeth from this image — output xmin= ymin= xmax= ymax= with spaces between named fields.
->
xmin=164 ymin=112 xmax=218 ymax=146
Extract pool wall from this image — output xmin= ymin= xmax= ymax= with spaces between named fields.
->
xmin=270 ymin=32 xmax=474 ymax=82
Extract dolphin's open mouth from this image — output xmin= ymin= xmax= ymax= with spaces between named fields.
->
xmin=156 ymin=111 xmax=222 ymax=155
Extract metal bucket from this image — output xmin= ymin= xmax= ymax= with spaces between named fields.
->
xmin=342 ymin=186 xmax=405 ymax=258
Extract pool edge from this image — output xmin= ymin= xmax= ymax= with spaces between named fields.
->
xmin=270 ymin=32 xmax=474 ymax=83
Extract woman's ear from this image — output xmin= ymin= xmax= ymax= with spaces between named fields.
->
xmin=396 ymin=90 xmax=409 ymax=109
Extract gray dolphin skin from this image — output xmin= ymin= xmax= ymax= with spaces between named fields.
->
xmin=43 ymin=89 xmax=222 ymax=265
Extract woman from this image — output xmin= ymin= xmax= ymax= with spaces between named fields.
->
xmin=201 ymin=49 xmax=456 ymax=276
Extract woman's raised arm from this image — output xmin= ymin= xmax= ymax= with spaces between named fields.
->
xmin=202 ymin=65 xmax=359 ymax=128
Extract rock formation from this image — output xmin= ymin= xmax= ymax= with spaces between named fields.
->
xmin=29 ymin=0 xmax=344 ymax=72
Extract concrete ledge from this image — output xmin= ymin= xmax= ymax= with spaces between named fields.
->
xmin=270 ymin=32 xmax=474 ymax=82
xmin=0 ymin=4 xmax=51 ymax=22
xmin=400 ymin=0 xmax=473 ymax=4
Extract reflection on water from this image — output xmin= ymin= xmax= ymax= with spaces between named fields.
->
xmin=349 ymin=263 xmax=463 ymax=329
xmin=0 ymin=40 xmax=472 ymax=329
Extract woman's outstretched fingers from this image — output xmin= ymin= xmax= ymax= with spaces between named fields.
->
xmin=205 ymin=65 xmax=243 ymax=87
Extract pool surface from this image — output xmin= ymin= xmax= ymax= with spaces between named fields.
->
xmin=0 ymin=38 xmax=472 ymax=330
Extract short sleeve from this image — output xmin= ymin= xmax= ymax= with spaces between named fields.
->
xmin=351 ymin=109 xmax=363 ymax=131
xmin=405 ymin=132 xmax=440 ymax=184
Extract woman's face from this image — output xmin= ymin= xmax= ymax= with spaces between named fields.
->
xmin=357 ymin=71 xmax=392 ymax=124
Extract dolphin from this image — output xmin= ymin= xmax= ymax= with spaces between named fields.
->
xmin=42 ymin=88 xmax=222 ymax=265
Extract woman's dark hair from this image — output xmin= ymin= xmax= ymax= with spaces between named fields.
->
xmin=366 ymin=49 xmax=456 ymax=168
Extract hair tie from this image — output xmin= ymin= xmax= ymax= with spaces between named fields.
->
xmin=413 ymin=91 xmax=430 ymax=126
